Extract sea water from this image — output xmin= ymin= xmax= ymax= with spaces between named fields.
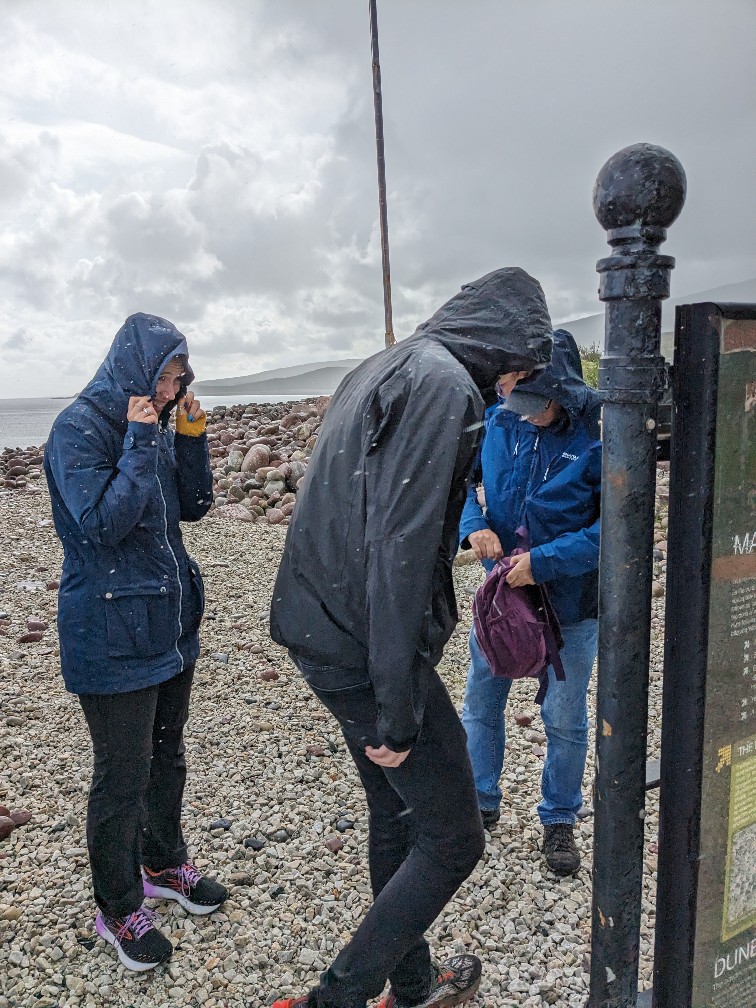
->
xmin=0 ymin=394 xmax=307 ymax=451
xmin=0 ymin=399 xmax=74 ymax=452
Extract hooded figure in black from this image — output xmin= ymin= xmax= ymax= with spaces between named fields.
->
xmin=268 ymin=268 xmax=553 ymax=1008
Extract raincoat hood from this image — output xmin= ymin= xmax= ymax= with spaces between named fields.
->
xmin=415 ymin=267 xmax=554 ymax=405
xmin=508 ymin=328 xmax=600 ymax=426
xmin=79 ymin=313 xmax=194 ymax=429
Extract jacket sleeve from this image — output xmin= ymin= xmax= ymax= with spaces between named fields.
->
xmin=174 ymin=432 xmax=213 ymax=521
xmin=458 ymin=412 xmax=494 ymax=547
xmin=364 ymin=377 xmax=479 ymax=751
xmin=47 ymin=418 xmax=159 ymax=548
xmin=529 ymin=515 xmax=600 ymax=582
xmin=459 ymin=479 xmax=489 ymax=546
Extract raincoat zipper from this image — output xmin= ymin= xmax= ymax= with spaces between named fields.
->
xmin=155 ymin=430 xmax=184 ymax=672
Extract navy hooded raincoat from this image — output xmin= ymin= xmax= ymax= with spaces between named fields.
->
xmin=270 ymin=267 xmax=554 ymax=751
xmin=44 ymin=314 xmax=213 ymax=695
xmin=459 ymin=329 xmax=601 ymax=627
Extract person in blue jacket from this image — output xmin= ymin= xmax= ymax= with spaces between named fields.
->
xmin=459 ymin=329 xmax=601 ymax=876
xmin=44 ymin=314 xmax=227 ymax=972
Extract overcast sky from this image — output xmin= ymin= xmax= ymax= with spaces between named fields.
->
xmin=1 ymin=0 xmax=754 ymax=398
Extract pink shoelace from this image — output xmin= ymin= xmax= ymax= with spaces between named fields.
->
xmin=115 ymin=906 xmax=158 ymax=942
xmin=173 ymin=862 xmax=201 ymax=896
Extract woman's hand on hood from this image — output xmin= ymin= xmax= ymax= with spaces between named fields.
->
xmin=127 ymin=395 xmax=158 ymax=425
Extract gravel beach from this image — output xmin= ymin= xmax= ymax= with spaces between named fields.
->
xmin=0 ymin=436 xmax=669 ymax=1008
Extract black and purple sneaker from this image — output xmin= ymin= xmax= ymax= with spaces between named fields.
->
xmin=95 ymin=906 xmax=172 ymax=972
xmin=142 ymin=862 xmax=228 ymax=915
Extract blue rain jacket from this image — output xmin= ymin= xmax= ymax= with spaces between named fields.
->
xmin=459 ymin=329 xmax=601 ymax=627
xmin=44 ymin=314 xmax=213 ymax=695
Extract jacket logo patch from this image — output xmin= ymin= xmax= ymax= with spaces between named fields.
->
xmin=562 ymin=452 xmax=579 ymax=461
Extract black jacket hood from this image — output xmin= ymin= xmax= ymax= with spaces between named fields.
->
xmin=414 ymin=267 xmax=554 ymax=405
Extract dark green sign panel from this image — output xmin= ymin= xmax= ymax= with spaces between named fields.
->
xmin=692 ymin=315 xmax=756 ymax=1006
xmin=654 ymin=305 xmax=756 ymax=1008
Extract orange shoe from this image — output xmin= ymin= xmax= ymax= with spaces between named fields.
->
xmin=376 ymin=955 xmax=482 ymax=1008
xmin=270 ymin=998 xmax=310 ymax=1008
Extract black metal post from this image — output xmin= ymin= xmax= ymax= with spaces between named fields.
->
xmin=368 ymin=0 xmax=395 ymax=347
xmin=589 ymin=144 xmax=686 ymax=1007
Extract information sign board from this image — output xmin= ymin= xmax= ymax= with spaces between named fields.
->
xmin=653 ymin=305 xmax=756 ymax=1008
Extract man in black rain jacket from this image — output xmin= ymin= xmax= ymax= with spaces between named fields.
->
xmin=269 ymin=267 xmax=553 ymax=1008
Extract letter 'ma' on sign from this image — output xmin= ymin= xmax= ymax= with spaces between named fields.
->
xmin=733 ymin=532 xmax=755 ymax=555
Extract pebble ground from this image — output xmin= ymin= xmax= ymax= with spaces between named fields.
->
xmin=0 ymin=468 xmax=669 ymax=1008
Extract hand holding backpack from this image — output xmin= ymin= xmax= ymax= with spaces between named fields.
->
xmin=471 ymin=527 xmax=565 ymax=704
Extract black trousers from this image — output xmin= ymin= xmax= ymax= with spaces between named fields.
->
xmin=78 ymin=665 xmax=194 ymax=918
xmin=293 ymin=656 xmax=485 ymax=1008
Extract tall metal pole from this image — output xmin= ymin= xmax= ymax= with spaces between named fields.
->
xmin=589 ymin=143 xmax=686 ymax=1007
xmin=368 ymin=0 xmax=395 ymax=347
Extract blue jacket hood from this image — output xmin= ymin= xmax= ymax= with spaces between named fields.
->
xmin=509 ymin=328 xmax=600 ymax=428
xmin=79 ymin=313 xmax=194 ymax=430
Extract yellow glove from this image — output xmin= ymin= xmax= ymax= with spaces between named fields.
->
xmin=175 ymin=394 xmax=207 ymax=436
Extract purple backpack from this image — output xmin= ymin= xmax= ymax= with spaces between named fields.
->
xmin=472 ymin=529 xmax=565 ymax=704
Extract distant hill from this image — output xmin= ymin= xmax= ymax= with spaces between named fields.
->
xmin=192 ymin=358 xmax=362 ymax=397
xmin=558 ymin=278 xmax=756 ymax=356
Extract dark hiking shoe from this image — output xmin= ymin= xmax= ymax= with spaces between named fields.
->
xmin=142 ymin=862 xmax=228 ymax=915
xmin=95 ymin=906 xmax=172 ymax=972
xmin=543 ymin=823 xmax=580 ymax=875
xmin=480 ymin=807 xmax=501 ymax=829
xmin=377 ymin=954 xmax=483 ymax=1008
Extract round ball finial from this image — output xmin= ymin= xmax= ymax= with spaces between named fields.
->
xmin=593 ymin=143 xmax=686 ymax=233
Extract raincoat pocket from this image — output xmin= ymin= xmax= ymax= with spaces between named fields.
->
xmin=183 ymin=559 xmax=205 ymax=635
xmin=292 ymin=657 xmax=379 ymax=750
xmin=103 ymin=587 xmax=178 ymax=659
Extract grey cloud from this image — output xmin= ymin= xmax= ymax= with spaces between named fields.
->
xmin=2 ymin=329 xmax=31 ymax=351
xmin=0 ymin=133 xmax=61 ymax=204
xmin=0 ymin=0 xmax=754 ymax=397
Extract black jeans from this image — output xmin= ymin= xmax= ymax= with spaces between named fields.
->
xmin=78 ymin=665 xmax=194 ymax=918
xmin=293 ymin=655 xmax=485 ymax=1008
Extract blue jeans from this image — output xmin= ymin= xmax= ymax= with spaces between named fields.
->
xmin=461 ymin=619 xmax=598 ymax=826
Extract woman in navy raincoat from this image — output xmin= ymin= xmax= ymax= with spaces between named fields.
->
xmin=44 ymin=313 xmax=227 ymax=971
